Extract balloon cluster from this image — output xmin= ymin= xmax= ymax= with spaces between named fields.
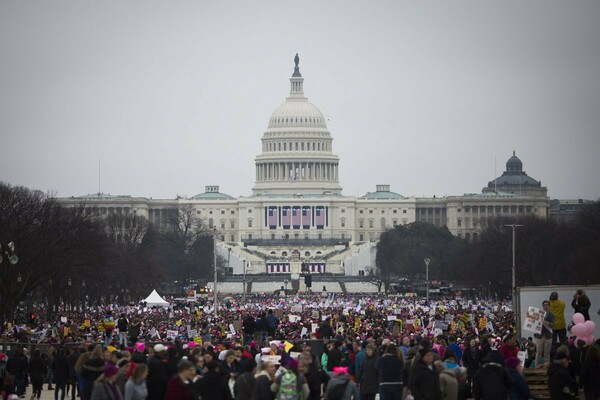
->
xmin=571 ymin=313 xmax=596 ymax=345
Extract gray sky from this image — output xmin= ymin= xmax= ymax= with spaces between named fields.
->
xmin=1 ymin=1 xmax=599 ymax=200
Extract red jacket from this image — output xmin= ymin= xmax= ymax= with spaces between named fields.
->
xmin=165 ymin=376 xmax=194 ymax=400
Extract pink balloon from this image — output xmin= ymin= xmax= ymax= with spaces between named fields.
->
xmin=584 ymin=320 xmax=596 ymax=336
xmin=571 ymin=323 xmax=586 ymax=337
xmin=587 ymin=335 xmax=596 ymax=346
xmin=573 ymin=313 xmax=585 ymax=325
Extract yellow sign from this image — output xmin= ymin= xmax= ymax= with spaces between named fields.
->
xmin=176 ymin=319 xmax=183 ymax=326
xmin=84 ymin=320 xmax=91 ymax=327
xmin=478 ymin=317 xmax=488 ymax=330
xmin=194 ymin=337 xmax=202 ymax=345
xmin=284 ymin=341 xmax=294 ymax=353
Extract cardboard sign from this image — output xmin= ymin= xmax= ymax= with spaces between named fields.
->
xmin=261 ymin=355 xmax=281 ymax=364
xmin=300 ymin=327 xmax=308 ymax=338
xmin=288 ymin=315 xmax=299 ymax=323
xmin=517 ymin=351 xmax=527 ymax=367
xmin=311 ymin=323 xmax=318 ymax=333
xmin=167 ymin=330 xmax=178 ymax=339
xmin=188 ymin=330 xmax=198 ymax=338
xmin=523 ymin=306 xmax=545 ymax=334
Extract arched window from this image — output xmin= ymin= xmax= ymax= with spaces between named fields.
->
xmin=304 ymin=251 xmax=310 ymax=257
xmin=282 ymin=251 xmax=288 ymax=257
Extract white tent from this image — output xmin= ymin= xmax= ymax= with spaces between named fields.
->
xmin=143 ymin=289 xmax=169 ymax=307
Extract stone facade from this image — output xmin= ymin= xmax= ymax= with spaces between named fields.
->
xmin=58 ymin=57 xmax=550 ymax=276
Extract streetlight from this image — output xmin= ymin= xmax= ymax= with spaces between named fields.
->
xmin=242 ymin=260 xmax=247 ymax=303
xmin=424 ymin=258 xmax=431 ymax=302
xmin=68 ymin=278 xmax=72 ymax=311
xmin=284 ymin=279 xmax=288 ymax=296
xmin=213 ymin=228 xmax=218 ymax=319
xmin=505 ymin=223 xmax=522 ymax=334
xmin=81 ymin=279 xmax=86 ymax=310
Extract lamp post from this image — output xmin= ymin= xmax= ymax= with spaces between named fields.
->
xmin=213 ymin=228 xmax=218 ymax=319
xmin=505 ymin=223 xmax=522 ymax=334
xmin=284 ymin=279 xmax=288 ymax=296
xmin=81 ymin=279 xmax=86 ymax=311
xmin=67 ymin=278 xmax=72 ymax=311
xmin=424 ymin=258 xmax=430 ymax=302
xmin=242 ymin=260 xmax=247 ymax=303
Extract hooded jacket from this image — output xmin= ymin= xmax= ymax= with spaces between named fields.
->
xmin=472 ymin=361 xmax=513 ymax=400
xmin=548 ymin=361 xmax=578 ymax=399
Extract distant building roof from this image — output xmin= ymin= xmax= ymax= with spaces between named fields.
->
xmin=76 ymin=193 xmax=132 ymax=200
xmin=191 ymin=185 xmax=234 ymax=200
xmin=361 ymin=185 xmax=406 ymax=200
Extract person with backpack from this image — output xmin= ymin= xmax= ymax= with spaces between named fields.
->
xmin=324 ymin=366 xmax=359 ymax=400
xmin=271 ymin=358 xmax=309 ymax=400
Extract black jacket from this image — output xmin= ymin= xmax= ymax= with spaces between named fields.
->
xmin=408 ymin=359 xmax=441 ymax=400
xmin=52 ymin=354 xmax=70 ymax=383
xmin=234 ymin=371 xmax=256 ymax=400
xmin=326 ymin=347 xmax=343 ymax=371
xmin=6 ymin=355 xmax=28 ymax=378
xmin=357 ymin=354 xmax=379 ymax=394
xmin=147 ymin=355 xmax=171 ymax=400
xmin=580 ymin=359 xmax=600 ymax=394
xmin=251 ymin=373 xmax=274 ymax=400
xmin=472 ymin=362 xmax=513 ymax=400
xmin=548 ymin=362 xmax=578 ymax=399
xmin=462 ymin=346 xmax=481 ymax=377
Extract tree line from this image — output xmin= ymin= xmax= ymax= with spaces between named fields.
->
xmin=376 ymin=202 xmax=600 ymax=297
xmin=0 ymin=182 xmax=218 ymax=323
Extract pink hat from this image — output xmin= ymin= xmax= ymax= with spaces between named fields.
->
xmin=135 ymin=342 xmax=145 ymax=352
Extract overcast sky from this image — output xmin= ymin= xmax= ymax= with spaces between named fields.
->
xmin=1 ymin=1 xmax=599 ymax=201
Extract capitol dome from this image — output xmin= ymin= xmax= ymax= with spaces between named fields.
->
xmin=252 ymin=55 xmax=342 ymax=196
xmin=268 ymin=101 xmax=327 ymax=129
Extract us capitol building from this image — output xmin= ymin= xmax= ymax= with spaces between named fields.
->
xmin=59 ymin=56 xmax=549 ymax=284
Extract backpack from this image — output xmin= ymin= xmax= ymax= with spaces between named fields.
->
xmin=327 ymin=379 xmax=349 ymax=400
xmin=276 ymin=370 xmax=300 ymax=400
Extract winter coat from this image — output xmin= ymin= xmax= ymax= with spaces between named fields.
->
xmin=549 ymin=299 xmax=567 ymax=330
xmin=580 ymin=359 xmax=600 ymax=395
xmin=507 ymin=367 xmax=531 ymax=400
xmin=165 ymin=376 xmax=195 ymax=400
xmin=357 ymin=354 xmax=379 ymax=395
xmin=548 ymin=362 xmax=578 ymax=399
xmin=439 ymin=369 xmax=458 ymax=400
xmin=52 ymin=354 xmax=70 ymax=384
xmin=572 ymin=295 xmax=591 ymax=321
xmin=234 ymin=371 xmax=256 ymax=400
xmin=324 ymin=374 xmax=359 ymax=400
xmin=90 ymin=381 xmax=124 ymax=400
xmin=251 ymin=372 xmax=274 ymax=400
xmin=6 ymin=355 xmax=28 ymax=379
xmin=409 ymin=359 xmax=441 ymax=400
xmin=472 ymin=362 xmax=513 ymax=400
xmin=28 ymin=357 xmax=47 ymax=387
xmin=462 ymin=346 xmax=481 ymax=378
xmin=376 ymin=353 xmax=404 ymax=385
xmin=146 ymin=355 xmax=171 ymax=400
xmin=196 ymin=370 xmax=229 ymax=400
xmin=326 ymin=347 xmax=343 ymax=371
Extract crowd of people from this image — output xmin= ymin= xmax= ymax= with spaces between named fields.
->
xmin=0 ymin=290 xmax=597 ymax=400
